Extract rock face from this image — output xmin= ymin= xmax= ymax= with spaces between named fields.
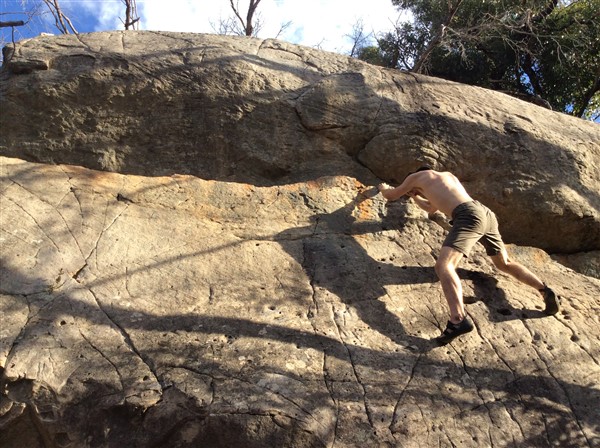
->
xmin=1 ymin=31 xmax=599 ymax=254
xmin=1 ymin=32 xmax=600 ymax=448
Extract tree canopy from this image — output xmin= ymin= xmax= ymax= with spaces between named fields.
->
xmin=358 ymin=0 xmax=599 ymax=120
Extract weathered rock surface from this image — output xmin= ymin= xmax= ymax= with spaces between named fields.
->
xmin=1 ymin=31 xmax=600 ymax=447
xmin=2 ymin=157 xmax=600 ymax=447
xmin=552 ymin=251 xmax=600 ymax=280
xmin=1 ymin=31 xmax=599 ymax=253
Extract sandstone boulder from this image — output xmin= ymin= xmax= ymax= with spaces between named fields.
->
xmin=552 ymin=251 xmax=600 ymax=280
xmin=1 ymin=32 xmax=600 ymax=447
xmin=1 ymin=31 xmax=599 ymax=253
xmin=1 ymin=156 xmax=599 ymax=447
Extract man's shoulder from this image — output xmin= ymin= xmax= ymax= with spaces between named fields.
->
xmin=418 ymin=170 xmax=446 ymax=181
xmin=436 ymin=171 xmax=460 ymax=182
xmin=411 ymin=170 xmax=458 ymax=187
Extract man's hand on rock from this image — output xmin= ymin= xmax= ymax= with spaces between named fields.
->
xmin=378 ymin=183 xmax=395 ymax=201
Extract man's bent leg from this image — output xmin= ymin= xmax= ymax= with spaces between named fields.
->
xmin=490 ymin=248 xmax=560 ymax=314
xmin=435 ymin=246 xmax=466 ymax=324
xmin=490 ymin=248 xmax=544 ymax=290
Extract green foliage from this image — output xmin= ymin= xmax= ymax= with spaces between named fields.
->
xmin=355 ymin=46 xmax=389 ymax=67
xmin=534 ymin=0 xmax=600 ymax=118
xmin=364 ymin=0 xmax=600 ymax=119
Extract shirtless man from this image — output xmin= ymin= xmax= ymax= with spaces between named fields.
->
xmin=378 ymin=167 xmax=559 ymax=345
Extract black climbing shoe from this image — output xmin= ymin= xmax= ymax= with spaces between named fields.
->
xmin=540 ymin=285 xmax=560 ymax=315
xmin=435 ymin=317 xmax=474 ymax=346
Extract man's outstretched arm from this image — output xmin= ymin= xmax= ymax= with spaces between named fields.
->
xmin=377 ymin=176 xmax=417 ymax=201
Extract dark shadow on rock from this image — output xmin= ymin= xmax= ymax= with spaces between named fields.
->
xmin=270 ymin=189 xmax=437 ymax=351
xmin=459 ymin=267 xmax=549 ymax=322
xmin=1 ymin=259 xmax=599 ymax=447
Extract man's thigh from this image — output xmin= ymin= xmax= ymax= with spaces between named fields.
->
xmin=480 ymin=211 xmax=505 ymax=256
xmin=442 ymin=223 xmax=482 ymax=257
xmin=437 ymin=245 xmax=465 ymax=269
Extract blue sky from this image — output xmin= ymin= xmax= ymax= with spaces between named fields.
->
xmin=1 ymin=0 xmax=405 ymax=54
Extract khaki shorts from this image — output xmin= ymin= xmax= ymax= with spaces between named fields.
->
xmin=443 ymin=201 xmax=504 ymax=257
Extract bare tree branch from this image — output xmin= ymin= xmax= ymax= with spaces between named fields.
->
xmin=0 ymin=21 xmax=25 ymax=28
xmin=41 ymin=0 xmax=77 ymax=34
xmin=412 ymin=0 xmax=463 ymax=73
xmin=0 ymin=20 xmax=25 ymax=64
xmin=346 ymin=19 xmax=373 ymax=57
xmin=229 ymin=0 xmax=245 ymax=31
xmin=274 ymin=20 xmax=292 ymax=39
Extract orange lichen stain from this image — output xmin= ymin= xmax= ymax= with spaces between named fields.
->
xmin=353 ymin=179 xmax=377 ymax=221
xmin=305 ymin=179 xmax=322 ymax=191
xmin=355 ymin=200 xmax=373 ymax=221
xmin=353 ymin=179 xmax=366 ymax=190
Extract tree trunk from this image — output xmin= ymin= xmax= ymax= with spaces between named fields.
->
xmin=575 ymin=66 xmax=600 ymax=118
xmin=230 ymin=0 xmax=261 ymax=37
xmin=245 ymin=0 xmax=261 ymax=36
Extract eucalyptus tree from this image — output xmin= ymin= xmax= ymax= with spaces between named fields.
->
xmin=362 ymin=0 xmax=599 ymax=119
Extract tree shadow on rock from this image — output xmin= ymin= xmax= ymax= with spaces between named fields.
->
xmin=459 ymin=268 xmax=547 ymax=322
xmin=2 ymin=254 xmax=599 ymax=447
xmin=272 ymin=187 xmax=439 ymax=351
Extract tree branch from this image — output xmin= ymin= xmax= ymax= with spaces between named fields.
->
xmin=0 ymin=21 xmax=25 ymax=28
xmin=41 ymin=0 xmax=77 ymax=34
xmin=229 ymin=0 xmax=246 ymax=34
xmin=412 ymin=0 xmax=463 ymax=73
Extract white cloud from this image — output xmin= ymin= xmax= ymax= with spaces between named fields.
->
xmin=78 ymin=0 xmax=124 ymax=31
xmin=137 ymin=0 xmax=406 ymax=54
xmin=263 ymin=0 xmax=404 ymax=52
xmin=140 ymin=0 xmax=228 ymax=35
xmin=63 ymin=0 xmax=408 ymax=54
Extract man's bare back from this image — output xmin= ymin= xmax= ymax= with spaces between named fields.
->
xmin=378 ymin=170 xmax=473 ymax=216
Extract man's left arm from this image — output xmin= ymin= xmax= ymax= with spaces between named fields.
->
xmin=412 ymin=194 xmax=451 ymax=230
xmin=378 ymin=179 xmax=414 ymax=201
